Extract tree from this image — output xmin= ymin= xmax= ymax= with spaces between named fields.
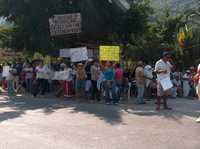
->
xmin=0 ymin=26 xmax=14 ymax=47
xmin=0 ymin=0 xmax=124 ymax=52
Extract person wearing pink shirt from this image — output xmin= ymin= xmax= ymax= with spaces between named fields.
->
xmin=114 ymin=63 xmax=124 ymax=103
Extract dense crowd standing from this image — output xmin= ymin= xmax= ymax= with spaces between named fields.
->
xmin=0 ymin=52 xmax=200 ymax=111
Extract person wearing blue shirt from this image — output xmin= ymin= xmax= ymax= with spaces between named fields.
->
xmin=103 ymin=61 xmax=115 ymax=104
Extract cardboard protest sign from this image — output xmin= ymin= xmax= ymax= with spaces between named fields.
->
xmin=100 ymin=46 xmax=120 ymax=61
xmin=2 ymin=66 xmax=10 ymax=77
xmin=160 ymin=76 xmax=173 ymax=91
xmin=60 ymin=49 xmax=71 ymax=58
xmin=70 ymin=47 xmax=88 ymax=62
xmin=49 ymin=13 xmax=81 ymax=36
xmin=60 ymin=47 xmax=88 ymax=62
xmin=52 ymin=71 xmax=68 ymax=80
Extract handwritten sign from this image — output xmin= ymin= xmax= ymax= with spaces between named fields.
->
xmin=2 ymin=66 xmax=10 ymax=77
xmin=70 ymin=47 xmax=88 ymax=62
xmin=52 ymin=71 xmax=68 ymax=80
xmin=160 ymin=77 xmax=173 ymax=91
xmin=59 ymin=47 xmax=88 ymax=62
xmin=60 ymin=49 xmax=71 ymax=58
xmin=100 ymin=46 xmax=120 ymax=61
xmin=49 ymin=13 xmax=81 ymax=36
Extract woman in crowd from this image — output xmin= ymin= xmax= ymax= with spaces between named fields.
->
xmin=23 ymin=63 xmax=33 ymax=93
xmin=91 ymin=60 xmax=101 ymax=101
xmin=75 ymin=63 xmax=87 ymax=98
xmin=103 ymin=61 xmax=114 ymax=104
xmin=64 ymin=63 xmax=74 ymax=98
xmin=114 ymin=63 xmax=124 ymax=103
xmin=6 ymin=64 xmax=16 ymax=96
xmin=33 ymin=61 xmax=48 ymax=97
xmin=85 ymin=61 xmax=92 ymax=99
xmin=135 ymin=61 xmax=146 ymax=104
xmin=182 ymin=70 xmax=191 ymax=98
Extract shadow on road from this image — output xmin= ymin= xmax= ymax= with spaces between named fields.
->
xmin=0 ymin=95 xmax=199 ymax=125
xmin=122 ymin=98 xmax=200 ymax=123
xmin=0 ymin=95 xmax=124 ymax=125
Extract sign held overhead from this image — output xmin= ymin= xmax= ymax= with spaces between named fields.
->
xmin=60 ymin=47 xmax=88 ymax=62
xmin=100 ymin=46 xmax=120 ymax=61
xmin=49 ymin=13 xmax=82 ymax=36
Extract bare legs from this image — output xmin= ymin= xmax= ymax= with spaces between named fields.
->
xmin=156 ymin=95 xmax=172 ymax=111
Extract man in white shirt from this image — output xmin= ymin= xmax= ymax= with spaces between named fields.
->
xmin=155 ymin=52 xmax=173 ymax=111
xmin=144 ymin=62 xmax=153 ymax=99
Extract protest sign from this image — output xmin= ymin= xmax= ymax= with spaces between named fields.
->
xmin=49 ymin=13 xmax=81 ymax=36
xmin=160 ymin=77 xmax=173 ymax=91
xmin=2 ymin=66 xmax=10 ymax=77
xmin=60 ymin=49 xmax=71 ymax=58
xmin=100 ymin=46 xmax=120 ymax=61
xmin=52 ymin=71 xmax=68 ymax=80
xmin=60 ymin=47 xmax=88 ymax=62
xmin=70 ymin=47 xmax=88 ymax=62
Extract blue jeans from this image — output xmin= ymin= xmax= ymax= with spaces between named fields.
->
xmin=25 ymin=79 xmax=32 ymax=93
xmin=113 ymin=81 xmax=123 ymax=103
xmin=136 ymin=84 xmax=145 ymax=103
xmin=104 ymin=81 xmax=114 ymax=103
xmin=7 ymin=80 xmax=14 ymax=96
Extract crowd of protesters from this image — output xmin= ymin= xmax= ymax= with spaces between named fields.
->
xmin=0 ymin=52 xmax=200 ymax=114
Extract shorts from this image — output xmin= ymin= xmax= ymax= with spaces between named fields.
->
xmin=76 ymin=79 xmax=85 ymax=92
xmin=157 ymin=81 xmax=170 ymax=97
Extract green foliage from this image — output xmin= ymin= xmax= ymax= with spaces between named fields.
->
xmin=0 ymin=0 xmax=198 ymax=67
xmin=117 ymin=0 xmax=153 ymax=42
xmin=0 ymin=0 xmax=127 ymax=52
xmin=0 ymin=26 xmax=14 ymax=47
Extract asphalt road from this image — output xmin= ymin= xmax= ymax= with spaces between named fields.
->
xmin=0 ymin=95 xmax=200 ymax=149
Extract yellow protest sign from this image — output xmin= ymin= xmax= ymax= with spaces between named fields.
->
xmin=100 ymin=46 xmax=120 ymax=61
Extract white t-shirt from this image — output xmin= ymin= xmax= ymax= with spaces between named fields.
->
xmin=64 ymin=68 xmax=73 ymax=81
xmin=6 ymin=71 xmax=14 ymax=81
xmin=155 ymin=59 xmax=172 ymax=81
xmin=144 ymin=65 xmax=153 ymax=79
xmin=36 ymin=66 xmax=46 ymax=79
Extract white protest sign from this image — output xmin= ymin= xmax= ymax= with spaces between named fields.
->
xmin=2 ymin=66 xmax=10 ymax=77
xmin=36 ymin=72 xmax=49 ymax=79
xmin=70 ymin=47 xmax=88 ymax=62
xmin=49 ymin=13 xmax=81 ymax=36
xmin=52 ymin=71 xmax=68 ymax=80
xmin=160 ymin=76 xmax=173 ymax=91
xmin=60 ymin=49 xmax=71 ymax=58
